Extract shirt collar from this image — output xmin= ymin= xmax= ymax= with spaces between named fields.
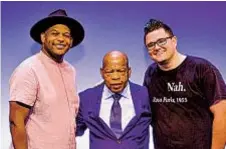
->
xmin=39 ymin=50 xmax=66 ymax=67
xmin=103 ymin=82 xmax=130 ymax=100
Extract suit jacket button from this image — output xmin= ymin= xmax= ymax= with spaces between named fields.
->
xmin=117 ymin=140 xmax=121 ymax=144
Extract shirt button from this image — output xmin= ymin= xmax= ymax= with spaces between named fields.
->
xmin=117 ymin=140 xmax=121 ymax=144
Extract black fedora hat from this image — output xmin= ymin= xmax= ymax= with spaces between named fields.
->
xmin=30 ymin=9 xmax=84 ymax=47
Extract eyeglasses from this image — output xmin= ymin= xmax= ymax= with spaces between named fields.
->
xmin=146 ymin=36 xmax=173 ymax=50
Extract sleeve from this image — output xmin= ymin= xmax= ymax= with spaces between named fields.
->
xmin=202 ymin=64 xmax=226 ymax=106
xmin=72 ymin=66 xmax=80 ymax=116
xmin=76 ymin=92 xmax=87 ymax=136
xmin=143 ymin=86 xmax=152 ymax=125
xmin=143 ymin=67 xmax=150 ymax=87
xmin=9 ymin=64 xmax=38 ymax=106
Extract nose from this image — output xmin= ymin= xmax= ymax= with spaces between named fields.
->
xmin=153 ymin=43 xmax=162 ymax=49
xmin=56 ymin=34 xmax=65 ymax=42
xmin=111 ymin=72 xmax=120 ymax=80
xmin=149 ymin=44 xmax=161 ymax=53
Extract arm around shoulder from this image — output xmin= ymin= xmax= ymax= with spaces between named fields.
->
xmin=76 ymin=92 xmax=87 ymax=137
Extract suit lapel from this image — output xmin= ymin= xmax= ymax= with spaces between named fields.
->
xmin=120 ymin=82 xmax=143 ymax=138
xmin=92 ymin=83 xmax=104 ymax=116
xmin=130 ymin=82 xmax=142 ymax=115
xmin=88 ymin=82 xmax=146 ymax=139
xmin=88 ymin=83 xmax=116 ymax=139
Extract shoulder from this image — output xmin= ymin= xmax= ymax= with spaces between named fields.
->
xmin=186 ymin=55 xmax=219 ymax=73
xmin=186 ymin=55 xmax=214 ymax=68
xmin=79 ymin=83 xmax=104 ymax=97
xmin=63 ymin=60 xmax=76 ymax=73
xmin=144 ymin=63 xmax=158 ymax=77
xmin=146 ymin=62 xmax=158 ymax=72
xmin=17 ymin=54 xmax=39 ymax=69
xmin=79 ymin=87 xmax=94 ymax=96
xmin=143 ymin=63 xmax=158 ymax=86
xmin=129 ymin=82 xmax=148 ymax=93
xmin=129 ymin=82 xmax=150 ymax=106
xmin=10 ymin=55 xmax=38 ymax=80
xmin=129 ymin=81 xmax=144 ymax=88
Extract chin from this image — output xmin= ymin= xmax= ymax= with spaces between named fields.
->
xmin=152 ymin=55 xmax=168 ymax=63
xmin=111 ymin=89 xmax=123 ymax=93
xmin=152 ymin=58 xmax=164 ymax=63
xmin=53 ymin=51 xmax=67 ymax=56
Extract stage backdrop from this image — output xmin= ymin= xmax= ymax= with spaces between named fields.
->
xmin=2 ymin=1 xmax=226 ymax=149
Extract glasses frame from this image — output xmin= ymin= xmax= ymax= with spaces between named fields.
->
xmin=146 ymin=36 xmax=174 ymax=50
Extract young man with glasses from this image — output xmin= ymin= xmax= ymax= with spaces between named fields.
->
xmin=143 ymin=19 xmax=226 ymax=149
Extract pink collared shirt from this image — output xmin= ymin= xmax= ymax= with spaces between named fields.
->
xmin=9 ymin=51 xmax=79 ymax=149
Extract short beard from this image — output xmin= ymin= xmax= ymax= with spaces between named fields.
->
xmin=158 ymin=59 xmax=168 ymax=65
xmin=42 ymin=45 xmax=63 ymax=63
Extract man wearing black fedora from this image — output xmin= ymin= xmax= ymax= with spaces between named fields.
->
xmin=9 ymin=9 xmax=84 ymax=149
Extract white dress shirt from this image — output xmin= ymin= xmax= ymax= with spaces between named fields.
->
xmin=99 ymin=83 xmax=135 ymax=131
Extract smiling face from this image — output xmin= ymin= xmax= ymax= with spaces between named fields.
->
xmin=41 ymin=24 xmax=73 ymax=62
xmin=145 ymin=28 xmax=177 ymax=65
xmin=100 ymin=51 xmax=131 ymax=93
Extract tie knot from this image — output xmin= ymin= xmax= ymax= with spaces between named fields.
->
xmin=112 ymin=94 xmax=122 ymax=101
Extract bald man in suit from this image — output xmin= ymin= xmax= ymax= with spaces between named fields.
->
xmin=76 ymin=51 xmax=152 ymax=149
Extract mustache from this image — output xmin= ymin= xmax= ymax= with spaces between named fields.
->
xmin=151 ymin=47 xmax=166 ymax=55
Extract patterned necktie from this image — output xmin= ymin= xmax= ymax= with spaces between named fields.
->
xmin=110 ymin=93 xmax=123 ymax=138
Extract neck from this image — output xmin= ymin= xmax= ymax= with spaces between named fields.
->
xmin=41 ymin=48 xmax=63 ymax=63
xmin=158 ymin=51 xmax=186 ymax=71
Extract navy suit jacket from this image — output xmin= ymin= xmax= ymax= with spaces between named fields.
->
xmin=76 ymin=82 xmax=151 ymax=149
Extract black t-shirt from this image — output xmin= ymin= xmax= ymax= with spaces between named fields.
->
xmin=143 ymin=56 xmax=226 ymax=149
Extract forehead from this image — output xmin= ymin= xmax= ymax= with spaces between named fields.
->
xmin=145 ymin=28 xmax=169 ymax=42
xmin=47 ymin=24 xmax=71 ymax=33
xmin=104 ymin=57 xmax=127 ymax=68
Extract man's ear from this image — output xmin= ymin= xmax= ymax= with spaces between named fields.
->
xmin=128 ymin=67 xmax=132 ymax=78
xmin=70 ymin=39 xmax=73 ymax=48
xmin=41 ymin=33 xmax=45 ymax=44
xmin=100 ymin=68 xmax=104 ymax=78
xmin=172 ymin=36 xmax=177 ymax=47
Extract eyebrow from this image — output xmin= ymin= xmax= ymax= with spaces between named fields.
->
xmin=48 ymin=29 xmax=71 ymax=34
xmin=103 ymin=67 xmax=128 ymax=70
xmin=148 ymin=36 xmax=170 ymax=44
xmin=149 ymin=38 xmax=164 ymax=43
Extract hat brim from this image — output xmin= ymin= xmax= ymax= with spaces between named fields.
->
xmin=30 ymin=16 xmax=84 ymax=47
